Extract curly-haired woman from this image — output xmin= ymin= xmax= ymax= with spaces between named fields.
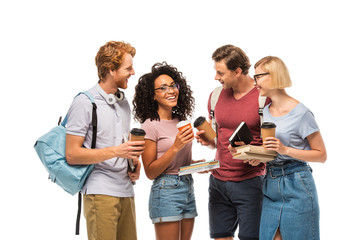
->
xmin=133 ymin=62 xmax=199 ymax=240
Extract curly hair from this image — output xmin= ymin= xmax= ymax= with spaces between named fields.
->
xmin=133 ymin=62 xmax=195 ymax=123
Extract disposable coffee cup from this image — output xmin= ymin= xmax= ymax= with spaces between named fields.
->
xmin=130 ymin=128 xmax=146 ymax=141
xmin=261 ymin=122 xmax=276 ymax=144
xmin=177 ymin=120 xmax=192 ymax=131
xmin=193 ymin=116 xmax=216 ymax=141
xmin=128 ymin=128 xmax=146 ymax=173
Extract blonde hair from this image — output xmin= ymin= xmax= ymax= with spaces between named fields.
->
xmin=95 ymin=41 xmax=136 ymax=81
xmin=254 ymin=56 xmax=292 ymax=89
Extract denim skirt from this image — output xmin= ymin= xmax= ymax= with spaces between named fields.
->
xmin=149 ymin=174 xmax=198 ymax=224
xmin=260 ymin=162 xmax=320 ymax=240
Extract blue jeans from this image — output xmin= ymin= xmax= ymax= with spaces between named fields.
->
xmin=260 ymin=162 xmax=320 ymax=240
xmin=149 ymin=174 xmax=197 ymax=224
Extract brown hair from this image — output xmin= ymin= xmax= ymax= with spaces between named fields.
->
xmin=212 ymin=44 xmax=251 ymax=75
xmin=254 ymin=56 xmax=292 ymax=89
xmin=95 ymin=41 xmax=136 ymax=80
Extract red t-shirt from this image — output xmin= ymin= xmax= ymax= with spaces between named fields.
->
xmin=208 ymin=87 xmax=270 ymax=182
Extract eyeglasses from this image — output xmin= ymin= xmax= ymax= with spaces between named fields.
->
xmin=154 ymin=83 xmax=180 ymax=93
xmin=253 ymin=73 xmax=269 ymax=84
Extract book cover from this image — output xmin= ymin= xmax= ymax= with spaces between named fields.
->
xmin=228 ymin=121 xmax=253 ymax=147
xmin=179 ymin=160 xmax=220 ymax=176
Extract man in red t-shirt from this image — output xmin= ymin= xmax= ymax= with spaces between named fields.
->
xmin=196 ymin=45 xmax=270 ymax=240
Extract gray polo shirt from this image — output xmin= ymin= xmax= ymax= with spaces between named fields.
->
xmin=66 ymin=84 xmax=134 ymax=197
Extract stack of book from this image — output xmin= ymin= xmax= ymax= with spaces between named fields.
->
xmin=232 ymin=145 xmax=277 ymax=163
xmin=179 ymin=160 xmax=220 ymax=176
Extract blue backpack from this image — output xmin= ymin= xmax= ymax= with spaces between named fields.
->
xmin=34 ymin=91 xmax=97 ymax=234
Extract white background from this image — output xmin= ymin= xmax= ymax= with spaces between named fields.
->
xmin=1 ymin=0 xmax=358 ymax=239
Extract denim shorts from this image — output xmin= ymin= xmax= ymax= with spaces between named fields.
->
xmin=149 ymin=174 xmax=198 ymax=224
xmin=260 ymin=161 xmax=320 ymax=240
xmin=209 ymin=175 xmax=264 ymax=239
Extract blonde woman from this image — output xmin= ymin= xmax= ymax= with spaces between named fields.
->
xmin=253 ymin=56 xmax=327 ymax=240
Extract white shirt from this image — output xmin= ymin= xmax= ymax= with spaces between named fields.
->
xmin=66 ymin=84 xmax=134 ymax=197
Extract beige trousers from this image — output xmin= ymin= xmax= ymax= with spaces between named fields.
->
xmin=83 ymin=194 xmax=137 ymax=240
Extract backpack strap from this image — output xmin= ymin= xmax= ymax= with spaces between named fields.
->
xmin=80 ymin=91 xmax=98 ymax=149
xmin=258 ymin=95 xmax=267 ymax=139
xmin=74 ymin=91 xmax=97 ymax=235
xmin=60 ymin=92 xmax=97 ymax=147
xmin=258 ymin=95 xmax=267 ymax=126
xmin=210 ymin=86 xmax=223 ymax=147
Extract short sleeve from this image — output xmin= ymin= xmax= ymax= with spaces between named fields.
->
xmin=299 ymin=109 xmax=320 ymax=139
xmin=66 ymin=95 xmax=93 ymax=137
xmin=141 ymin=120 xmax=158 ymax=142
